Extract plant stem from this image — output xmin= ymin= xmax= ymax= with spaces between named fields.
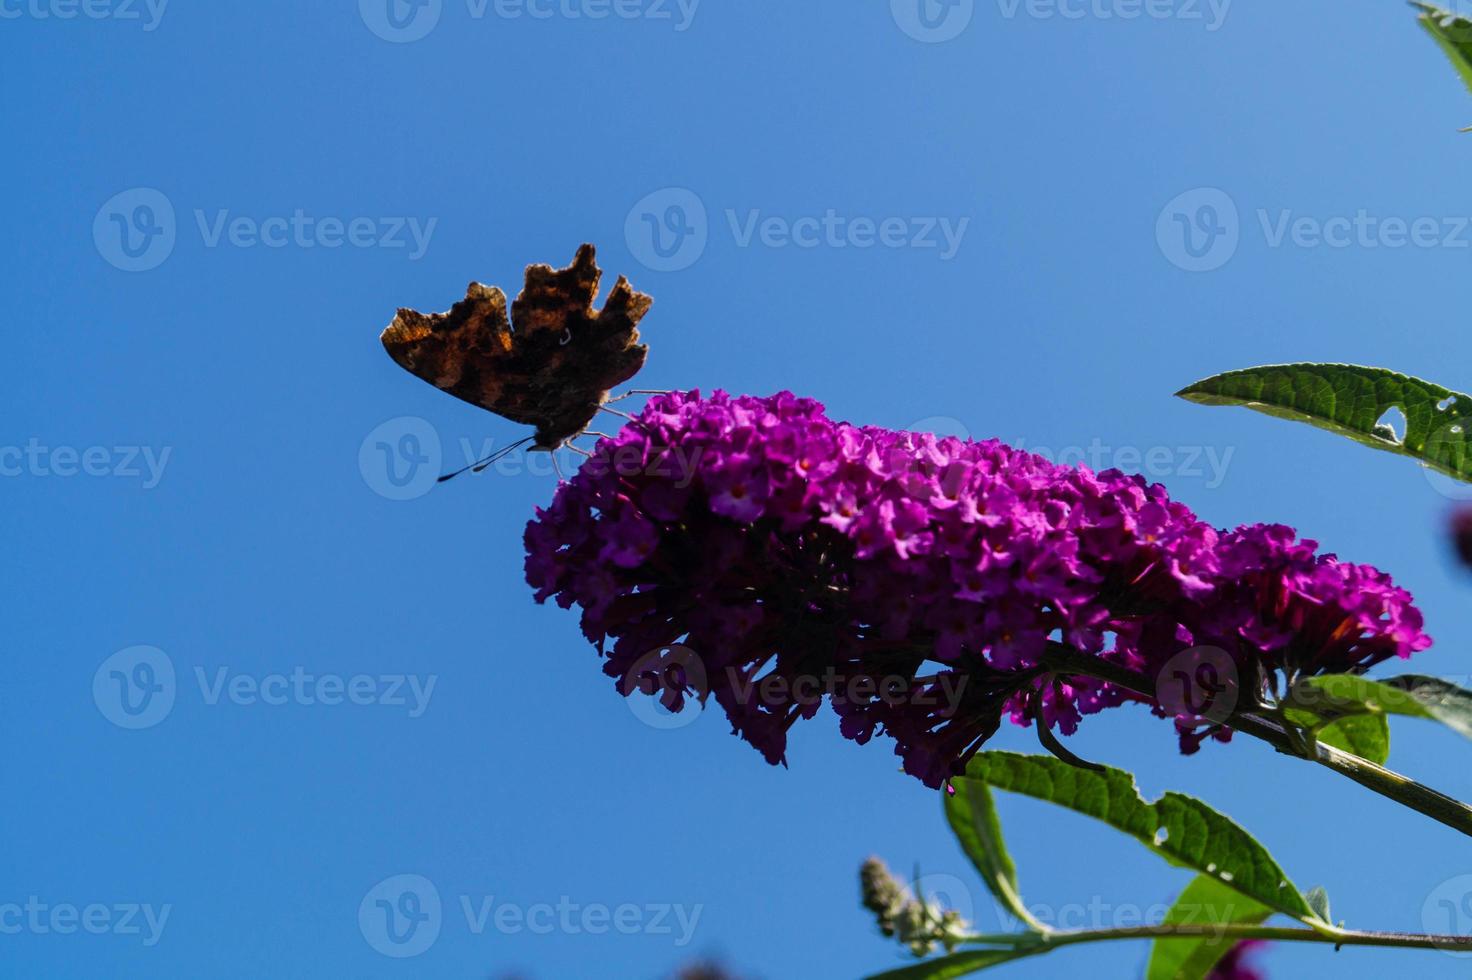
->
xmin=965 ymin=922 xmax=1472 ymax=952
xmin=1040 ymin=643 xmax=1472 ymax=838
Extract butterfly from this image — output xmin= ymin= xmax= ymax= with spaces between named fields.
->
xmin=379 ymin=244 xmax=654 ymax=475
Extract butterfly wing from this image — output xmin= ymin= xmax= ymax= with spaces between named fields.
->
xmin=380 ymin=245 xmax=652 ymax=447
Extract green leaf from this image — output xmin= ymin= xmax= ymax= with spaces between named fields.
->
xmin=1315 ymin=713 xmax=1391 ymax=765
xmin=1305 ymin=886 xmax=1332 ymax=924
xmin=959 ymin=752 xmax=1322 ymax=924
xmin=943 ymin=780 xmax=1046 ymax=932
xmin=1146 ymin=875 xmax=1271 ymax=980
xmin=863 ymin=948 xmax=1037 ymax=979
xmin=1296 ymin=674 xmax=1472 ymax=740
xmin=1415 ymin=3 xmax=1472 ymax=128
xmin=1386 ymin=675 xmax=1472 ymax=737
xmin=1175 ymin=363 xmax=1472 ymax=484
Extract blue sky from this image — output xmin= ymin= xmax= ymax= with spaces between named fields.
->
xmin=7 ymin=1 xmax=1472 ymax=977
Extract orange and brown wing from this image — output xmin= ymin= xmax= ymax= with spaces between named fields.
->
xmin=380 ymin=244 xmax=653 ymax=447
xmin=380 ymin=281 xmax=548 ymax=429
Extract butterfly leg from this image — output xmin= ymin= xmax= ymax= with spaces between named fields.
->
xmin=597 ymin=405 xmax=636 ymax=422
xmin=596 ymin=405 xmax=659 ymax=441
xmin=605 ymin=388 xmax=671 ymax=405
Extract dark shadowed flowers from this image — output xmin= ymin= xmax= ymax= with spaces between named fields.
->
xmin=525 ymin=391 xmax=1431 ymax=787
xmin=1453 ymin=507 xmax=1472 ymax=569
xmin=1206 ymin=939 xmax=1269 ymax=980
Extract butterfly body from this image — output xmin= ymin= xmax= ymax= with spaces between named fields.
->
xmin=380 ymin=244 xmax=652 ymax=448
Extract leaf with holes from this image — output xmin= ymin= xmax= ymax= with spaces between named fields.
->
xmin=1415 ymin=2 xmax=1472 ymax=129
xmin=959 ymin=752 xmax=1324 ymax=925
xmin=943 ymin=779 xmax=1046 ymax=931
xmin=1146 ymin=875 xmax=1272 ymax=980
xmin=1176 ymin=363 xmax=1472 ymax=483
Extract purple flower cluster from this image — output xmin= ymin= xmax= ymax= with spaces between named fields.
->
xmin=524 ymin=391 xmax=1432 ymax=787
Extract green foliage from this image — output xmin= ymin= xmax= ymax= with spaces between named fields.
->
xmin=959 ymin=752 xmax=1325 ymax=924
xmin=1294 ymin=674 xmax=1472 ymax=745
xmin=863 ymin=949 xmax=1036 ymax=980
xmin=1415 ymin=2 xmax=1472 ymax=128
xmin=1314 ymin=713 xmax=1392 ymax=765
xmin=942 ymin=779 xmax=1046 ymax=931
xmin=1176 ymin=363 xmax=1472 ymax=483
xmin=1145 ymin=875 xmax=1272 ymax=980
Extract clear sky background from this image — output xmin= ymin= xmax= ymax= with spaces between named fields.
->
xmin=7 ymin=2 xmax=1472 ymax=977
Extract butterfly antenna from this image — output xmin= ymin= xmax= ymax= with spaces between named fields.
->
xmin=438 ymin=436 xmax=535 ymax=483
